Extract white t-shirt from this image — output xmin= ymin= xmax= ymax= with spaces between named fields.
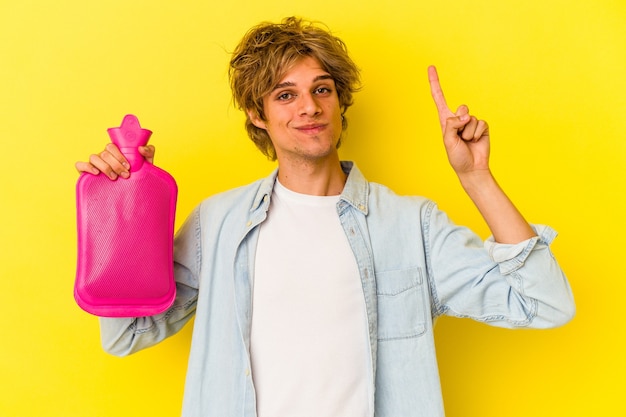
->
xmin=250 ymin=180 xmax=371 ymax=417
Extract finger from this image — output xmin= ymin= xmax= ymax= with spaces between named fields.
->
xmin=460 ymin=116 xmax=479 ymax=141
xmin=139 ymin=145 xmax=156 ymax=164
xmin=92 ymin=144 xmax=129 ymax=180
xmin=455 ymin=105 xmax=469 ymax=117
xmin=474 ymin=119 xmax=489 ymax=141
xmin=104 ymin=143 xmax=132 ymax=178
xmin=75 ymin=161 xmax=100 ymax=176
xmin=103 ymin=143 xmax=130 ymax=170
xmin=443 ymin=113 xmax=471 ymax=142
xmin=427 ymin=66 xmax=447 ymax=108
xmin=88 ymin=153 xmax=120 ymax=180
xmin=428 ymin=66 xmax=451 ymax=118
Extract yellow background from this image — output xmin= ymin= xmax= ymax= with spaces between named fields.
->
xmin=1 ymin=0 xmax=624 ymax=415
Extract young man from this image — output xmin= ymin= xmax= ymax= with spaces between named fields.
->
xmin=76 ymin=17 xmax=575 ymax=417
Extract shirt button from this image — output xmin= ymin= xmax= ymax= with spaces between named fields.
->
xmin=358 ymin=204 xmax=365 ymax=211
xmin=245 ymin=369 xmax=250 ymax=376
xmin=246 ymin=221 xmax=252 ymax=227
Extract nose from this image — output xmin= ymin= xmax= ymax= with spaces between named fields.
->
xmin=298 ymin=92 xmax=321 ymax=117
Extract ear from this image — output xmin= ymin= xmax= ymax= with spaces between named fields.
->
xmin=247 ymin=109 xmax=267 ymax=130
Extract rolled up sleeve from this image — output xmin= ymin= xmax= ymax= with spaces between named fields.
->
xmin=483 ymin=224 xmax=575 ymax=328
xmin=426 ymin=203 xmax=575 ymax=329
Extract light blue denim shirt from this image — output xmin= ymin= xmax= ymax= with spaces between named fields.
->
xmin=100 ymin=161 xmax=575 ymax=417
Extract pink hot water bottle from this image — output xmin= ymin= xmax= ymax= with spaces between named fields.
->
xmin=74 ymin=115 xmax=178 ymax=317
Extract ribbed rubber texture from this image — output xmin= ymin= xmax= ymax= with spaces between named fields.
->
xmin=75 ymin=165 xmax=177 ymax=317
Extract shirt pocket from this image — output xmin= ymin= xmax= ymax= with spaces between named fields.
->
xmin=376 ymin=267 xmax=427 ymax=341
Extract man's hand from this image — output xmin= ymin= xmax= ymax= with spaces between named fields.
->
xmin=427 ymin=65 xmax=535 ymax=243
xmin=428 ymin=65 xmax=490 ymax=177
xmin=75 ymin=144 xmax=155 ymax=180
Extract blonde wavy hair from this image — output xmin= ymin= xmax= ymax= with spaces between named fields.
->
xmin=229 ymin=17 xmax=361 ymax=160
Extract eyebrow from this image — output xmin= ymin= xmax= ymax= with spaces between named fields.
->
xmin=271 ymin=74 xmax=334 ymax=92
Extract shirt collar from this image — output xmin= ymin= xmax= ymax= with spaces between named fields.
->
xmin=249 ymin=160 xmax=369 ymax=215
xmin=339 ymin=161 xmax=369 ymax=215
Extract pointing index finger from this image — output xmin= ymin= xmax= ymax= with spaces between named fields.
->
xmin=428 ymin=65 xmax=451 ymax=117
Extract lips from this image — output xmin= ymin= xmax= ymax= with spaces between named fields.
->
xmin=295 ymin=123 xmax=327 ymax=134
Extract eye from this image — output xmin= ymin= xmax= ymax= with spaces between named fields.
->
xmin=314 ymin=87 xmax=331 ymax=95
xmin=276 ymin=92 xmax=294 ymax=101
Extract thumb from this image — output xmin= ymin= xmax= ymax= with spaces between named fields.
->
xmin=455 ymin=105 xmax=469 ymax=117
xmin=444 ymin=112 xmax=470 ymax=137
xmin=139 ymin=145 xmax=156 ymax=164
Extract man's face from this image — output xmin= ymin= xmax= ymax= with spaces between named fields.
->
xmin=249 ymin=56 xmax=343 ymax=165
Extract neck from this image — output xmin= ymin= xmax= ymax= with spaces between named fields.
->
xmin=276 ymin=155 xmax=346 ymax=196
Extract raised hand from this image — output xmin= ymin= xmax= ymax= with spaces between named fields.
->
xmin=428 ymin=65 xmax=536 ymax=242
xmin=428 ymin=66 xmax=490 ymax=176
